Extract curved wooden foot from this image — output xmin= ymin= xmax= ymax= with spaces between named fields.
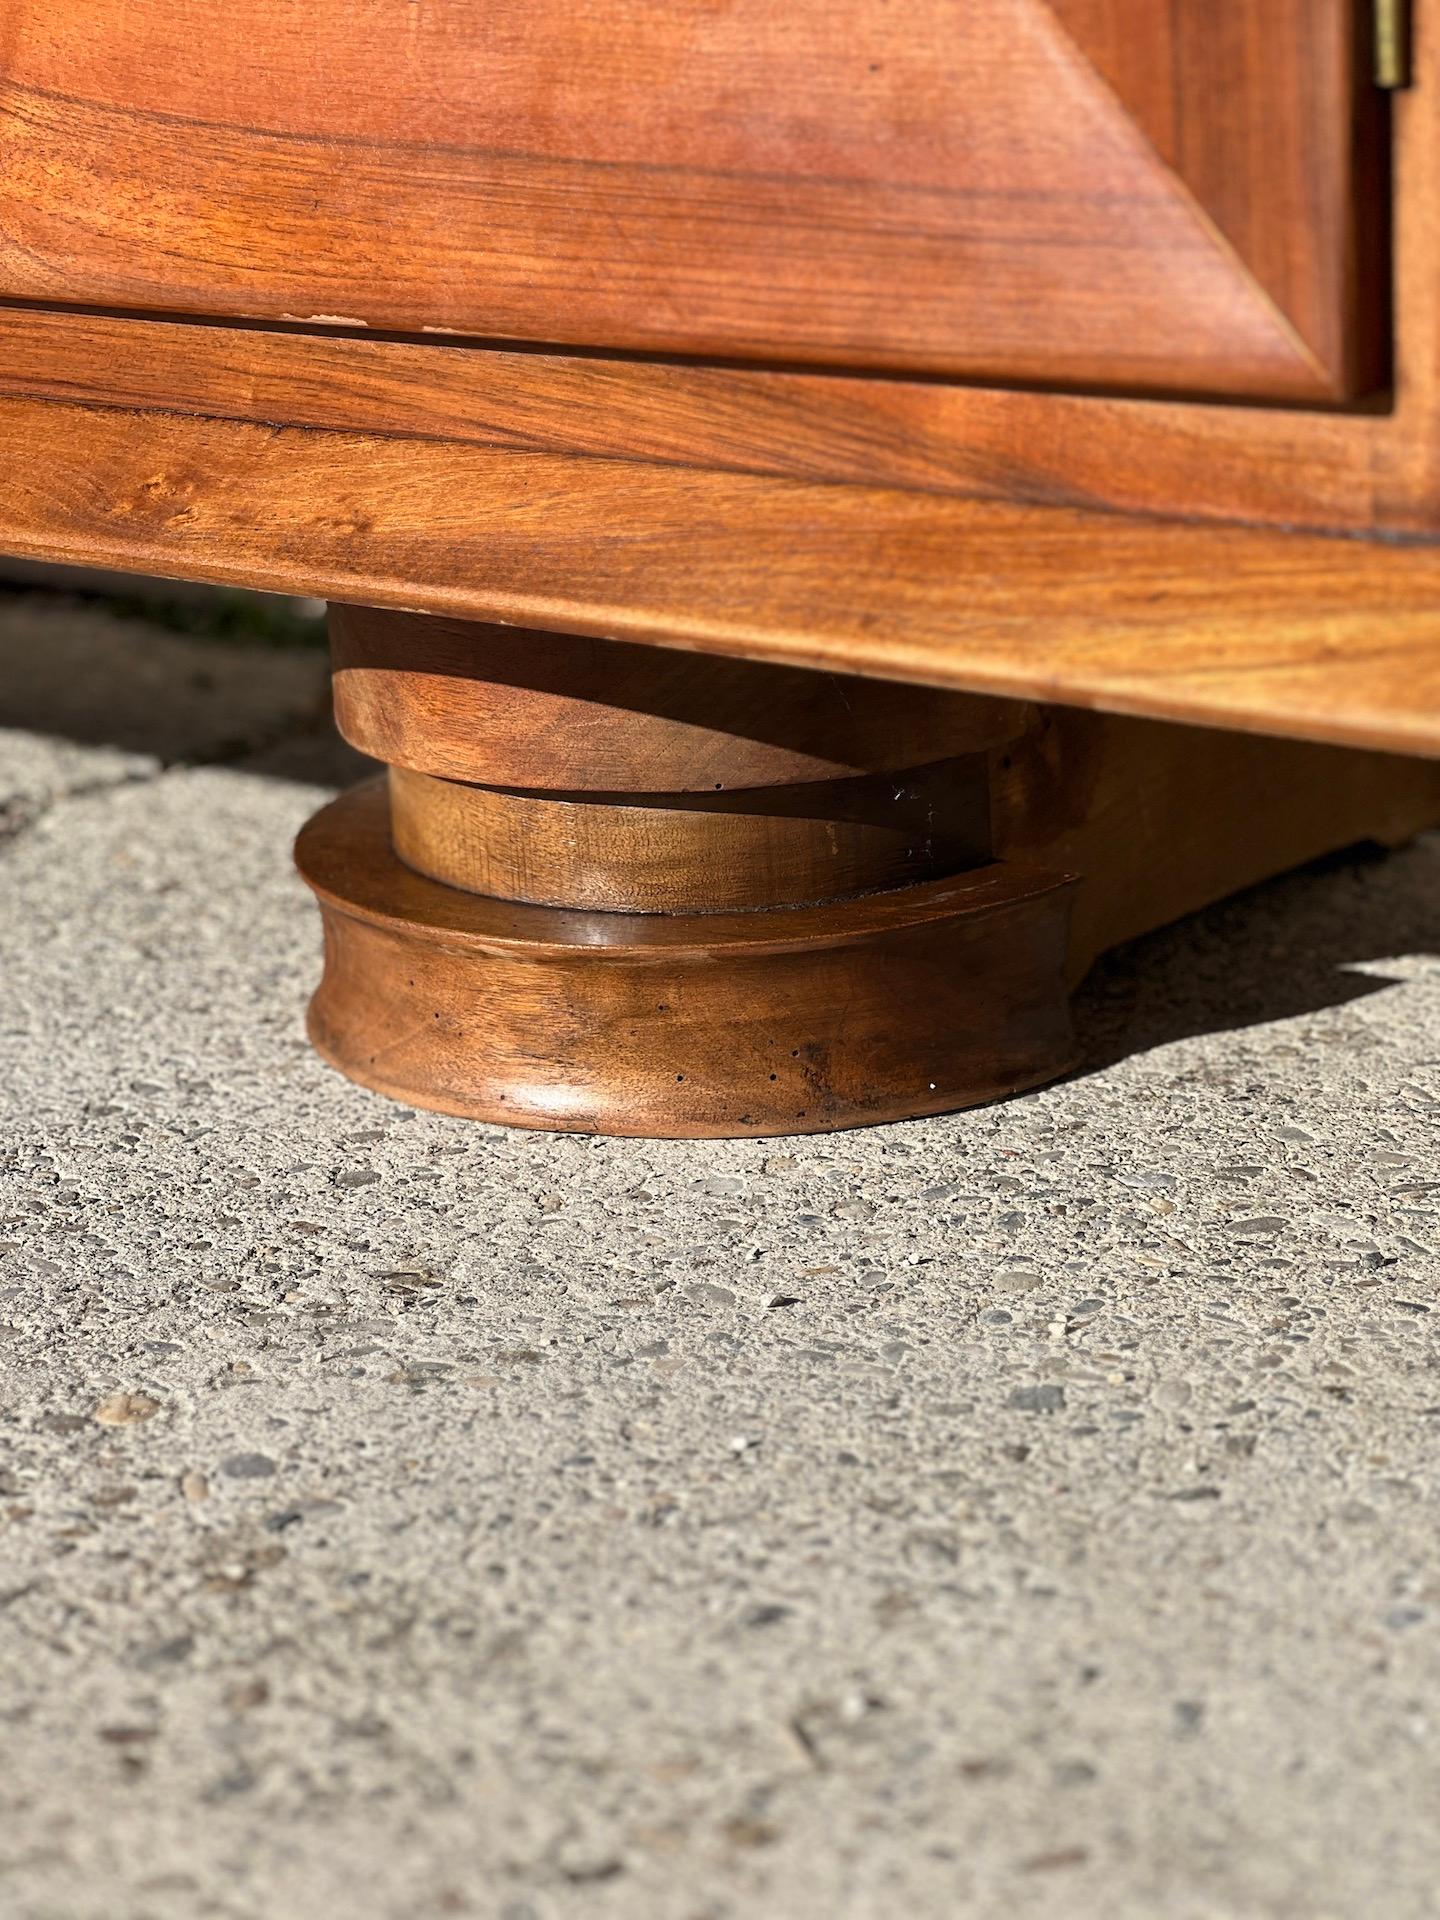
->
xmin=296 ymin=605 xmax=1440 ymax=1137
xmin=296 ymin=782 xmax=1075 ymax=1137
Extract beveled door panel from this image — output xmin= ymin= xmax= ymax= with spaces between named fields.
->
xmin=0 ymin=0 xmax=1384 ymax=398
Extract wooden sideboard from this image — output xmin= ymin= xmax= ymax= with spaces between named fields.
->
xmin=3 ymin=1 xmax=1440 ymax=1134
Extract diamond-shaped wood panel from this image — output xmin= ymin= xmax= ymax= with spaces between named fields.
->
xmin=0 ymin=0 xmax=1384 ymax=400
xmin=1047 ymin=0 xmax=1385 ymax=398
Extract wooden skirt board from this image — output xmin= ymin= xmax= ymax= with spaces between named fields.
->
xmin=291 ymin=608 xmax=1440 ymax=1138
xmin=5 ymin=393 xmax=1440 ymax=757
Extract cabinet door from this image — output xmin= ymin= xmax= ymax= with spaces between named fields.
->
xmin=0 ymin=0 xmax=1384 ymax=401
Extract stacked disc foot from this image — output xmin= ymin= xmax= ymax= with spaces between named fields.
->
xmin=294 ymin=605 xmax=1077 ymax=1136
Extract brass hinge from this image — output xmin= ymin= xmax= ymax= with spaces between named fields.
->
xmin=1375 ymin=0 xmax=1411 ymax=89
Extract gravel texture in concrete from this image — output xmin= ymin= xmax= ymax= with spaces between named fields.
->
xmin=2 ymin=592 xmax=1439 ymax=1920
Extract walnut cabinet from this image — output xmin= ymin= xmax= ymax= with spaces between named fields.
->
xmin=2 ymin=1 xmax=1439 ymax=1134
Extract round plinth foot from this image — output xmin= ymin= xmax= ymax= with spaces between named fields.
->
xmin=296 ymin=782 xmax=1077 ymax=1139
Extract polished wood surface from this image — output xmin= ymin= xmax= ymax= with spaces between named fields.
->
xmin=0 ymin=23 xmax=1428 ymax=557
xmin=992 ymin=708 xmax=1440 ymax=978
xmin=0 ymin=301 xmax=1418 ymax=539
xmin=1049 ymin=0 xmax=1387 ymax=398
xmin=389 ymin=763 xmax=990 ymax=915
xmin=351 ymin=610 xmax=999 ymax=914
xmin=295 ymin=612 xmax=1440 ymax=1136
xmin=330 ymin=605 xmax=1029 ymax=791
xmin=4 ymin=389 xmax=1440 ymax=756
xmin=6 ymin=3 xmax=1437 ymax=1139
xmin=297 ymin=780 xmax=1078 ymax=1138
xmin=0 ymin=12 xmax=1437 ymax=755
xmin=0 ymin=5 xmax=1434 ymax=763
xmin=0 ymin=0 xmax=1380 ymax=399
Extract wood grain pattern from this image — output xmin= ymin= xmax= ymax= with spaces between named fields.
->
xmin=329 ymin=605 xmax=1029 ymax=791
xmin=293 ymin=703 xmax=1440 ymax=1136
xmin=388 ymin=762 xmax=990 ymax=914
xmin=992 ymin=709 xmax=1440 ymax=978
xmin=296 ymin=779 xmax=1078 ymax=1138
xmin=2 ymin=389 xmax=1440 ymax=756
xmin=0 ymin=0 xmax=1378 ymax=399
xmin=1049 ymin=0 xmax=1387 ymax=396
xmin=0 ymin=304 xmax=1397 ymax=533
xmin=0 ymin=11 xmax=1432 ymax=560
xmin=0 ymin=11 xmax=1434 ymax=754
xmin=353 ymin=609 xmax=997 ymax=914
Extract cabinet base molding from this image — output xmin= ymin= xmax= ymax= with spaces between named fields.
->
xmin=294 ymin=606 xmax=1440 ymax=1138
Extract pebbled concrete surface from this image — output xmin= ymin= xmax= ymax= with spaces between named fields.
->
xmin=2 ymin=590 xmax=1440 ymax=1920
